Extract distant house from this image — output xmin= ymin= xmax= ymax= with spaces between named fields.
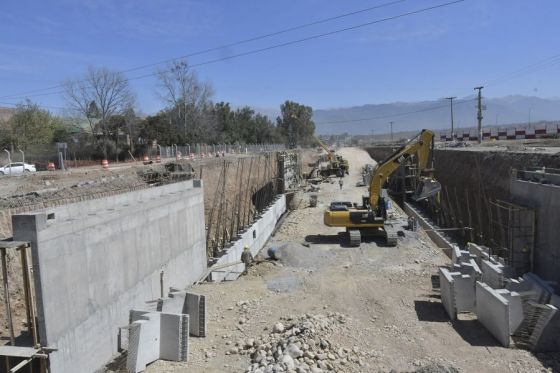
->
xmin=0 ymin=107 xmax=15 ymax=122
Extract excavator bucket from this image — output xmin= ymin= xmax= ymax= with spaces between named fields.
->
xmin=411 ymin=178 xmax=441 ymax=201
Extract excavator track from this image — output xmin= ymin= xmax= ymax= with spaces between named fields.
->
xmin=348 ymin=229 xmax=361 ymax=247
xmin=384 ymin=223 xmax=398 ymax=247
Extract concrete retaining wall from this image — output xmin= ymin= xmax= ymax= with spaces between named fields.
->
xmin=210 ymin=194 xmax=286 ymax=281
xmin=510 ymin=178 xmax=560 ymax=283
xmin=12 ymin=180 xmax=207 ymax=373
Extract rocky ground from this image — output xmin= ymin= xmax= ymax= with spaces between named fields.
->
xmin=136 ymin=148 xmax=553 ymax=373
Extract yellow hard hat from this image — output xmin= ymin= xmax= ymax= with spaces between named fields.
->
xmin=244 ymin=245 xmax=250 ymax=250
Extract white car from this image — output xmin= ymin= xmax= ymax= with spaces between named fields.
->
xmin=0 ymin=162 xmax=36 ymax=175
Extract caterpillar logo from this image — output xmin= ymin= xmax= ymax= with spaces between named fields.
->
xmin=394 ymin=153 xmax=411 ymax=164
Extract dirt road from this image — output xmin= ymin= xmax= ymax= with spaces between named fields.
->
xmin=144 ymin=148 xmax=548 ymax=373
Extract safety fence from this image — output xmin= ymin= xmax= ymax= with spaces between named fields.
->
xmin=437 ymin=124 xmax=560 ymax=141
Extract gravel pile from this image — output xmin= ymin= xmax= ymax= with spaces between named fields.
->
xmin=240 ymin=313 xmax=363 ymax=372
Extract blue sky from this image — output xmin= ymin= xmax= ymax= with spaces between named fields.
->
xmin=0 ymin=0 xmax=559 ymax=116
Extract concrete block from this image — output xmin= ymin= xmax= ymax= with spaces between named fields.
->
xmin=481 ymin=260 xmax=505 ymax=289
xmin=531 ymin=304 xmax=560 ymax=352
xmin=439 ymin=267 xmax=457 ymax=320
xmin=159 ymin=313 xmax=189 ymax=361
xmin=127 ymin=311 xmax=189 ymax=373
xmin=454 ymin=274 xmax=476 ymax=313
xmin=160 ymin=291 xmax=207 ymax=337
xmin=506 ymin=273 xmax=555 ymax=304
xmin=439 ymin=267 xmax=476 ymax=318
xmin=457 ymin=259 xmax=482 ymax=279
xmin=476 ymin=282 xmax=511 ymax=346
xmin=127 ymin=312 xmax=161 ymax=373
xmin=467 ymin=242 xmax=490 ymax=267
xmin=186 ymin=293 xmax=207 ymax=337
xmin=497 ymin=290 xmax=524 ymax=334
xmin=452 ymin=245 xmax=470 ymax=264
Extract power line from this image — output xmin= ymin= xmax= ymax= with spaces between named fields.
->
xmin=0 ymin=0 xmax=407 ymax=100
xmin=314 ymin=98 xmax=476 ymax=125
xmin=485 ymin=53 xmax=560 ymax=87
xmin=0 ymin=0 xmax=465 ymax=102
xmin=0 ymin=101 xmax=66 ymax=110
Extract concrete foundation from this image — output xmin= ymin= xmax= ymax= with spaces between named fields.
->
xmin=12 ymin=180 xmax=207 ymax=373
xmin=210 ymin=194 xmax=286 ymax=281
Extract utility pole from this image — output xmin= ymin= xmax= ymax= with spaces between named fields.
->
xmin=445 ymin=97 xmax=456 ymax=140
xmin=389 ymin=121 xmax=394 ymax=142
xmin=474 ymin=86 xmax=484 ymax=144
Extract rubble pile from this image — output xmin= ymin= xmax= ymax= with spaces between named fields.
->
xmin=243 ymin=313 xmax=363 ymax=373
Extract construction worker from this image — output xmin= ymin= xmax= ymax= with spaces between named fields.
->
xmin=241 ymin=245 xmax=254 ymax=275
xmin=407 ymin=216 xmax=417 ymax=231
xmin=338 ymin=177 xmax=343 ymax=190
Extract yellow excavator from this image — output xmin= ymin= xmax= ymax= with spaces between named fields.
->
xmin=314 ymin=136 xmax=349 ymax=177
xmin=323 ymin=129 xmax=441 ymax=247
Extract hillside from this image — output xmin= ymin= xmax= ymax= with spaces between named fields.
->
xmin=312 ymin=95 xmax=560 ymax=135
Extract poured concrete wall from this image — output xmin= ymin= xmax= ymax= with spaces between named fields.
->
xmin=510 ymin=179 xmax=560 ymax=283
xmin=211 ymin=194 xmax=286 ymax=281
xmin=12 ymin=180 xmax=206 ymax=373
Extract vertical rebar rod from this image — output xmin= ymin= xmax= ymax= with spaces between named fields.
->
xmin=1 ymin=248 xmax=15 ymax=345
xmin=241 ymin=157 xmax=254 ymax=229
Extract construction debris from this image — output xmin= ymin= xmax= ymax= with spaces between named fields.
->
xmin=244 ymin=313 xmax=364 ymax=373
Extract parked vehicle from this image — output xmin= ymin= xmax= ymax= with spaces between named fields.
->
xmin=0 ymin=162 xmax=37 ymax=175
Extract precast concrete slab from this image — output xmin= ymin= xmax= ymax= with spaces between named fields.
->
xmin=481 ymin=259 xmax=506 ymax=289
xmin=127 ymin=310 xmax=189 ymax=373
xmin=506 ymin=273 xmax=555 ymax=304
xmin=454 ymin=274 xmax=476 ymax=313
xmin=439 ymin=266 xmax=476 ymax=319
xmin=439 ymin=268 xmax=457 ymax=320
xmin=159 ymin=291 xmax=206 ymax=337
xmin=452 ymin=245 xmax=470 ymax=264
xmin=476 ymin=281 xmax=519 ymax=347
xmin=12 ymin=180 xmax=206 ymax=373
xmin=530 ymin=304 xmax=560 ymax=352
xmin=467 ymin=242 xmax=490 ymax=267
xmin=455 ymin=259 xmax=482 ymax=279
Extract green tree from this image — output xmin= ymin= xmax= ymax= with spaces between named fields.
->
xmin=277 ymin=101 xmax=315 ymax=148
xmin=139 ymin=113 xmax=177 ymax=146
xmin=6 ymin=100 xmax=58 ymax=150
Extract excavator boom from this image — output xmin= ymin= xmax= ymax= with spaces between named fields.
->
xmin=368 ymin=129 xmax=439 ymax=208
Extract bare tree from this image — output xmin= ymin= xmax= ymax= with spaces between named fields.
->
xmin=63 ymin=66 xmax=135 ymax=158
xmin=156 ymin=60 xmax=213 ymax=141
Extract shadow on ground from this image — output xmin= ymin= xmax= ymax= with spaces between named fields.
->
xmin=414 ymin=299 xmax=501 ymax=347
xmin=304 ymin=233 xmax=387 ymax=248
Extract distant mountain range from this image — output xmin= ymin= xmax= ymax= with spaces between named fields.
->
xmin=311 ymin=95 xmax=560 ymax=135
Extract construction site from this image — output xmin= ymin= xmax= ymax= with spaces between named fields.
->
xmin=0 ymin=132 xmax=557 ymax=373
xmin=2 ymin=1 xmax=560 ymax=372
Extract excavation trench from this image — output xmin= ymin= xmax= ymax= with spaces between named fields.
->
xmin=365 ymin=145 xmax=560 ymax=283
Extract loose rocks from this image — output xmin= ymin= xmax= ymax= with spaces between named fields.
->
xmin=244 ymin=313 xmax=360 ymax=372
